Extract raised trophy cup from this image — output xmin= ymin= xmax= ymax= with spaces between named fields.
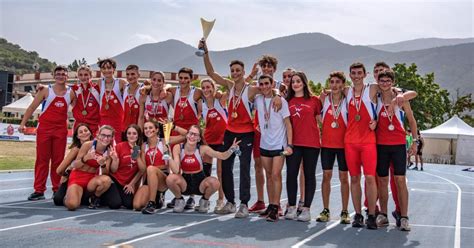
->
xmin=195 ymin=18 xmax=216 ymax=57
xmin=162 ymin=122 xmax=173 ymax=160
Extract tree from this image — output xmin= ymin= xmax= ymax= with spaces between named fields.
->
xmin=449 ymin=90 xmax=474 ymax=126
xmin=308 ymin=80 xmax=323 ymax=95
xmin=392 ymin=63 xmax=451 ymax=130
xmin=68 ymin=58 xmax=87 ymax=71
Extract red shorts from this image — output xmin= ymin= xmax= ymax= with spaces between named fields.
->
xmin=344 ymin=143 xmax=377 ymax=177
xmin=253 ymin=131 xmax=261 ymax=159
xmin=68 ymin=170 xmax=96 ymax=189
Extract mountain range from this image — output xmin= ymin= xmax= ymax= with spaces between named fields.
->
xmin=100 ymin=33 xmax=474 ymax=95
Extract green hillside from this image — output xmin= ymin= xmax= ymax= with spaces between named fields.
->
xmin=0 ymin=38 xmax=56 ymax=74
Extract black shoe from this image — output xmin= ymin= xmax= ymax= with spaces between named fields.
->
xmin=88 ymin=195 xmax=100 ymax=209
xmin=352 ymin=213 xmax=364 ymax=228
xmin=392 ymin=211 xmax=401 ymax=227
xmin=185 ymin=197 xmax=195 ymax=210
xmin=259 ymin=205 xmax=272 ymax=217
xmin=366 ymin=214 xmax=377 ymax=230
xmin=142 ymin=201 xmax=157 ymax=214
xmin=420 ymin=167 xmax=424 ymax=171
xmin=156 ymin=192 xmax=164 ymax=209
xmin=166 ymin=197 xmax=176 ymax=208
xmin=266 ymin=205 xmax=278 ymax=222
xmin=28 ymin=192 xmax=45 ymax=201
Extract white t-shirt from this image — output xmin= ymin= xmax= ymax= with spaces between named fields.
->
xmin=255 ymin=95 xmax=290 ymax=150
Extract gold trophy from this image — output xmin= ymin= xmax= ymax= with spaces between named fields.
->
xmin=195 ymin=17 xmax=216 ymax=57
xmin=162 ymin=122 xmax=173 ymax=160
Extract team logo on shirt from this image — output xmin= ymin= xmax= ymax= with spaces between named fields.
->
xmin=208 ymin=112 xmax=218 ymax=118
xmin=54 ymin=101 xmax=65 ymax=108
xmin=184 ymin=156 xmax=196 ymax=164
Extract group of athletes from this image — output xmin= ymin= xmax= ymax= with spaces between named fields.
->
xmin=18 ymin=39 xmax=419 ymax=231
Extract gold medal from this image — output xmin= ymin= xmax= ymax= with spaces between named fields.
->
xmin=232 ymin=112 xmax=238 ymax=118
xmin=388 ymin=124 xmax=395 ymax=131
xmin=331 ymin=121 xmax=338 ymax=128
xmin=82 ymin=110 xmax=88 ymax=116
xmin=105 ymin=104 xmax=110 ymax=110
xmin=152 ymin=118 xmax=157 ymax=122
xmin=355 ymin=114 xmax=361 ymax=121
xmin=179 ymin=114 xmax=184 ymax=120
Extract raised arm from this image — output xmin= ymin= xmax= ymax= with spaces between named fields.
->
xmin=403 ymin=101 xmax=418 ymax=156
xmin=19 ymin=87 xmax=47 ymax=133
xmin=202 ymin=138 xmax=241 ymax=160
xmin=199 ymin=39 xmax=234 ymax=90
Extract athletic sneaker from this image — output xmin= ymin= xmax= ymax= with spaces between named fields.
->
xmin=413 ymin=167 xmax=419 ymax=171
xmin=185 ymin=197 xmax=195 ymax=210
xmin=215 ymin=202 xmax=236 ymax=214
xmin=297 ymin=208 xmax=311 ymax=222
xmin=213 ymin=199 xmax=225 ymax=213
xmin=166 ymin=197 xmax=176 ymax=208
xmin=266 ymin=205 xmax=278 ymax=222
xmin=142 ymin=201 xmax=157 ymax=214
xmin=352 ymin=213 xmax=364 ymax=228
xmin=366 ymin=214 xmax=377 ymax=230
xmin=392 ymin=211 xmax=401 ymax=227
xmin=285 ymin=206 xmax=298 ymax=220
xmin=376 ymin=213 xmax=389 ymax=227
xmin=400 ymin=217 xmax=411 ymax=231
xmin=235 ymin=204 xmax=249 ymax=218
xmin=259 ymin=205 xmax=271 ymax=217
xmin=420 ymin=167 xmax=424 ymax=171
xmin=197 ymin=198 xmax=210 ymax=213
xmin=340 ymin=210 xmax=351 ymax=224
xmin=28 ymin=192 xmax=45 ymax=201
xmin=173 ymin=197 xmax=186 ymax=213
xmin=249 ymin=201 xmax=266 ymax=213
xmin=88 ymin=195 xmax=100 ymax=209
xmin=316 ymin=208 xmax=330 ymax=222
xmin=156 ymin=192 xmax=164 ymax=209
xmin=297 ymin=200 xmax=304 ymax=216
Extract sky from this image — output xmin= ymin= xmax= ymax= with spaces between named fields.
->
xmin=0 ymin=0 xmax=472 ymax=65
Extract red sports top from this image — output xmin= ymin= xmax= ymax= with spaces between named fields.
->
xmin=144 ymin=141 xmax=166 ymax=170
xmin=122 ymin=83 xmax=141 ymax=130
xmin=376 ymin=100 xmax=406 ymax=145
xmin=180 ymin=147 xmax=203 ymax=173
xmin=227 ymin=85 xmax=254 ymax=133
xmin=112 ymin=142 xmax=139 ymax=186
xmin=38 ymin=86 xmax=71 ymax=130
xmin=321 ymin=95 xmax=348 ymax=148
xmin=203 ymin=99 xmax=227 ymax=145
xmin=173 ymin=87 xmax=199 ymax=131
xmin=344 ymin=86 xmax=376 ymax=144
xmin=71 ymin=82 xmax=100 ymax=130
xmin=288 ymin=96 xmax=322 ymax=148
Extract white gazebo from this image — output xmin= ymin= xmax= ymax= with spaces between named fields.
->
xmin=421 ymin=115 xmax=474 ymax=165
xmin=1 ymin=93 xmax=41 ymax=117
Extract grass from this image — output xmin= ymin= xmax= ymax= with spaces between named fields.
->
xmin=0 ymin=141 xmax=36 ymax=170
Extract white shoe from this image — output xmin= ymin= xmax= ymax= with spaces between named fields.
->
xmin=173 ymin=198 xmax=185 ymax=213
xmin=376 ymin=214 xmax=389 ymax=227
xmin=215 ymin=202 xmax=236 ymax=214
xmin=285 ymin=206 xmax=298 ymax=220
xmin=234 ymin=204 xmax=249 ymax=218
xmin=297 ymin=208 xmax=311 ymax=222
xmin=197 ymin=198 xmax=210 ymax=213
xmin=400 ymin=217 xmax=411 ymax=231
xmin=213 ymin=199 xmax=225 ymax=213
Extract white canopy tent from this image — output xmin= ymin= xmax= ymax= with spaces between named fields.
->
xmin=1 ymin=93 xmax=41 ymax=117
xmin=421 ymin=115 xmax=474 ymax=165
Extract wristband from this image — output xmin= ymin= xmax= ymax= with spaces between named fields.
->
xmin=81 ymin=157 xmax=87 ymax=164
xmin=287 ymin=144 xmax=294 ymax=149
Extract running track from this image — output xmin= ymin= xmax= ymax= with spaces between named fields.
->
xmin=0 ymin=163 xmax=472 ymax=248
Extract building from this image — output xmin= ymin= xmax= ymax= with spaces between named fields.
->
xmin=13 ymin=70 xmax=208 ymax=100
xmin=0 ymin=71 xmax=15 ymax=110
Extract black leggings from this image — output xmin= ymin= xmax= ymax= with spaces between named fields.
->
xmin=221 ymin=130 xmax=254 ymax=205
xmin=286 ymin=146 xmax=320 ymax=208
xmin=53 ymin=181 xmax=91 ymax=206
xmin=101 ymin=177 xmax=134 ymax=209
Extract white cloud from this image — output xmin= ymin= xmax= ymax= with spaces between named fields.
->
xmin=129 ymin=33 xmax=158 ymax=44
xmin=58 ymin=32 xmax=79 ymax=41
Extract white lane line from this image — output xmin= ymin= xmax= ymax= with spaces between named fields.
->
xmin=424 ymin=172 xmax=462 ymax=248
xmin=109 ymin=215 xmax=234 ymax=247
xmin=411 ymin=188 xmax=474 ymax=195
xmin=0 ymin=211 xmax=108 ymax=232
xmin=0 ymin=187 xmax=32 ymax=193
xmin=426 ymin=169 xmax=474 ymax=180
xmin=1 ymin=199 xmax=53 ymax=206
xmin=0 ymin=178 xmax=33 ymax=182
